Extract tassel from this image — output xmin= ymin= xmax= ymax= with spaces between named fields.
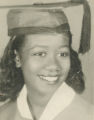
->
xmin=78 ymin=0 xmax=91 ymax=54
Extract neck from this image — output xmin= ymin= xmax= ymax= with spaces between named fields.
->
xmin=27 ymin=89 xmax=54 ymax=120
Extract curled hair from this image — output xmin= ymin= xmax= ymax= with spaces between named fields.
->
xmin=0 ymin=36 xmax=25 ymax=101
xmin=0 ymin=35 xmax=85 ymax=101
xmin=66 ymin=48 xmax=85 ymax=93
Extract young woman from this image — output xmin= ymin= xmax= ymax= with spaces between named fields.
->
xmin=0 ymin=5 xmax=93 ymax=120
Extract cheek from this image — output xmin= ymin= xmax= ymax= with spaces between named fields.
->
xmin=21 ymin=57 xmax=43 ymax=76
xmin=60 ymin=58 xmax=70 ymax=73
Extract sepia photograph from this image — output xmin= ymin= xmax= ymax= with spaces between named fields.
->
xmin=0 ymin=0 xmax=94 ymax=120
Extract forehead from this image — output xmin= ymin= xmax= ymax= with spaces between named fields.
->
xmin=22 ymin=33 xmax=70 ymax=48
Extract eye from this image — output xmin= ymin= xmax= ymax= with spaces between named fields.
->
xmin=58 ymin=52 xmax=70 ymax=57
xmin=31 ymin=52 xmax=47 ymax=57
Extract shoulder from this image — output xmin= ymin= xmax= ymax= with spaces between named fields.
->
xmin=55 ymin=94 xmax=94 ymax=120
xmin=0 ymin=100 xmax=17 ymax=120
xmin=72 ymin=95 xmax=94 ymax=115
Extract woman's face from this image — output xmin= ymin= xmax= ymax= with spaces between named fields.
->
xmin=19 ymin=33 xmax=70 ymax=96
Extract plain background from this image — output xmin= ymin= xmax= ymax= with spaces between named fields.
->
xmin=0 ymin=0 xmax=94 ymax=105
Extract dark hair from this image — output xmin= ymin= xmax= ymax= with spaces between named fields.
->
xmin=65 ymin=48 xmax=85 ymax=93
xmin=0 ymin=33 xmax=85 ymax=101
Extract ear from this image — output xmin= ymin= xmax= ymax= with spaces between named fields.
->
xmin=14 ymin=50 xmax=21 ymax=68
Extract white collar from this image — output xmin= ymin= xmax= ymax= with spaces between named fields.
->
xmin=17 ymin=82 xmax=75 ymax=120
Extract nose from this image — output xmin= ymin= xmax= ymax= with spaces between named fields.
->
xmin=45 ymin=55 xmax=61 ymax=74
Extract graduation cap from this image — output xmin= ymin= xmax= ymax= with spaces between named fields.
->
xmin=7 ymin=0 xmax=91 ymax=54
xmin=7 ymin=8 xmax=70 ymax=35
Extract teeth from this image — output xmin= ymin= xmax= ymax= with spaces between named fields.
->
xmin=39 ymin=76 xmax=58 ymax=82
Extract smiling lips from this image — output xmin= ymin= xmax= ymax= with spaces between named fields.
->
xmin=39 ymin=75 xmax=59 ymax=84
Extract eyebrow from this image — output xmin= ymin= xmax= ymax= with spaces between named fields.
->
xmin=59 ymin=45 xmax=69 ymax=49
xmin=29 ymin=45 xmax=49 ymax=49
xmin=22 ymin=45 xmax=48 ymax=52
